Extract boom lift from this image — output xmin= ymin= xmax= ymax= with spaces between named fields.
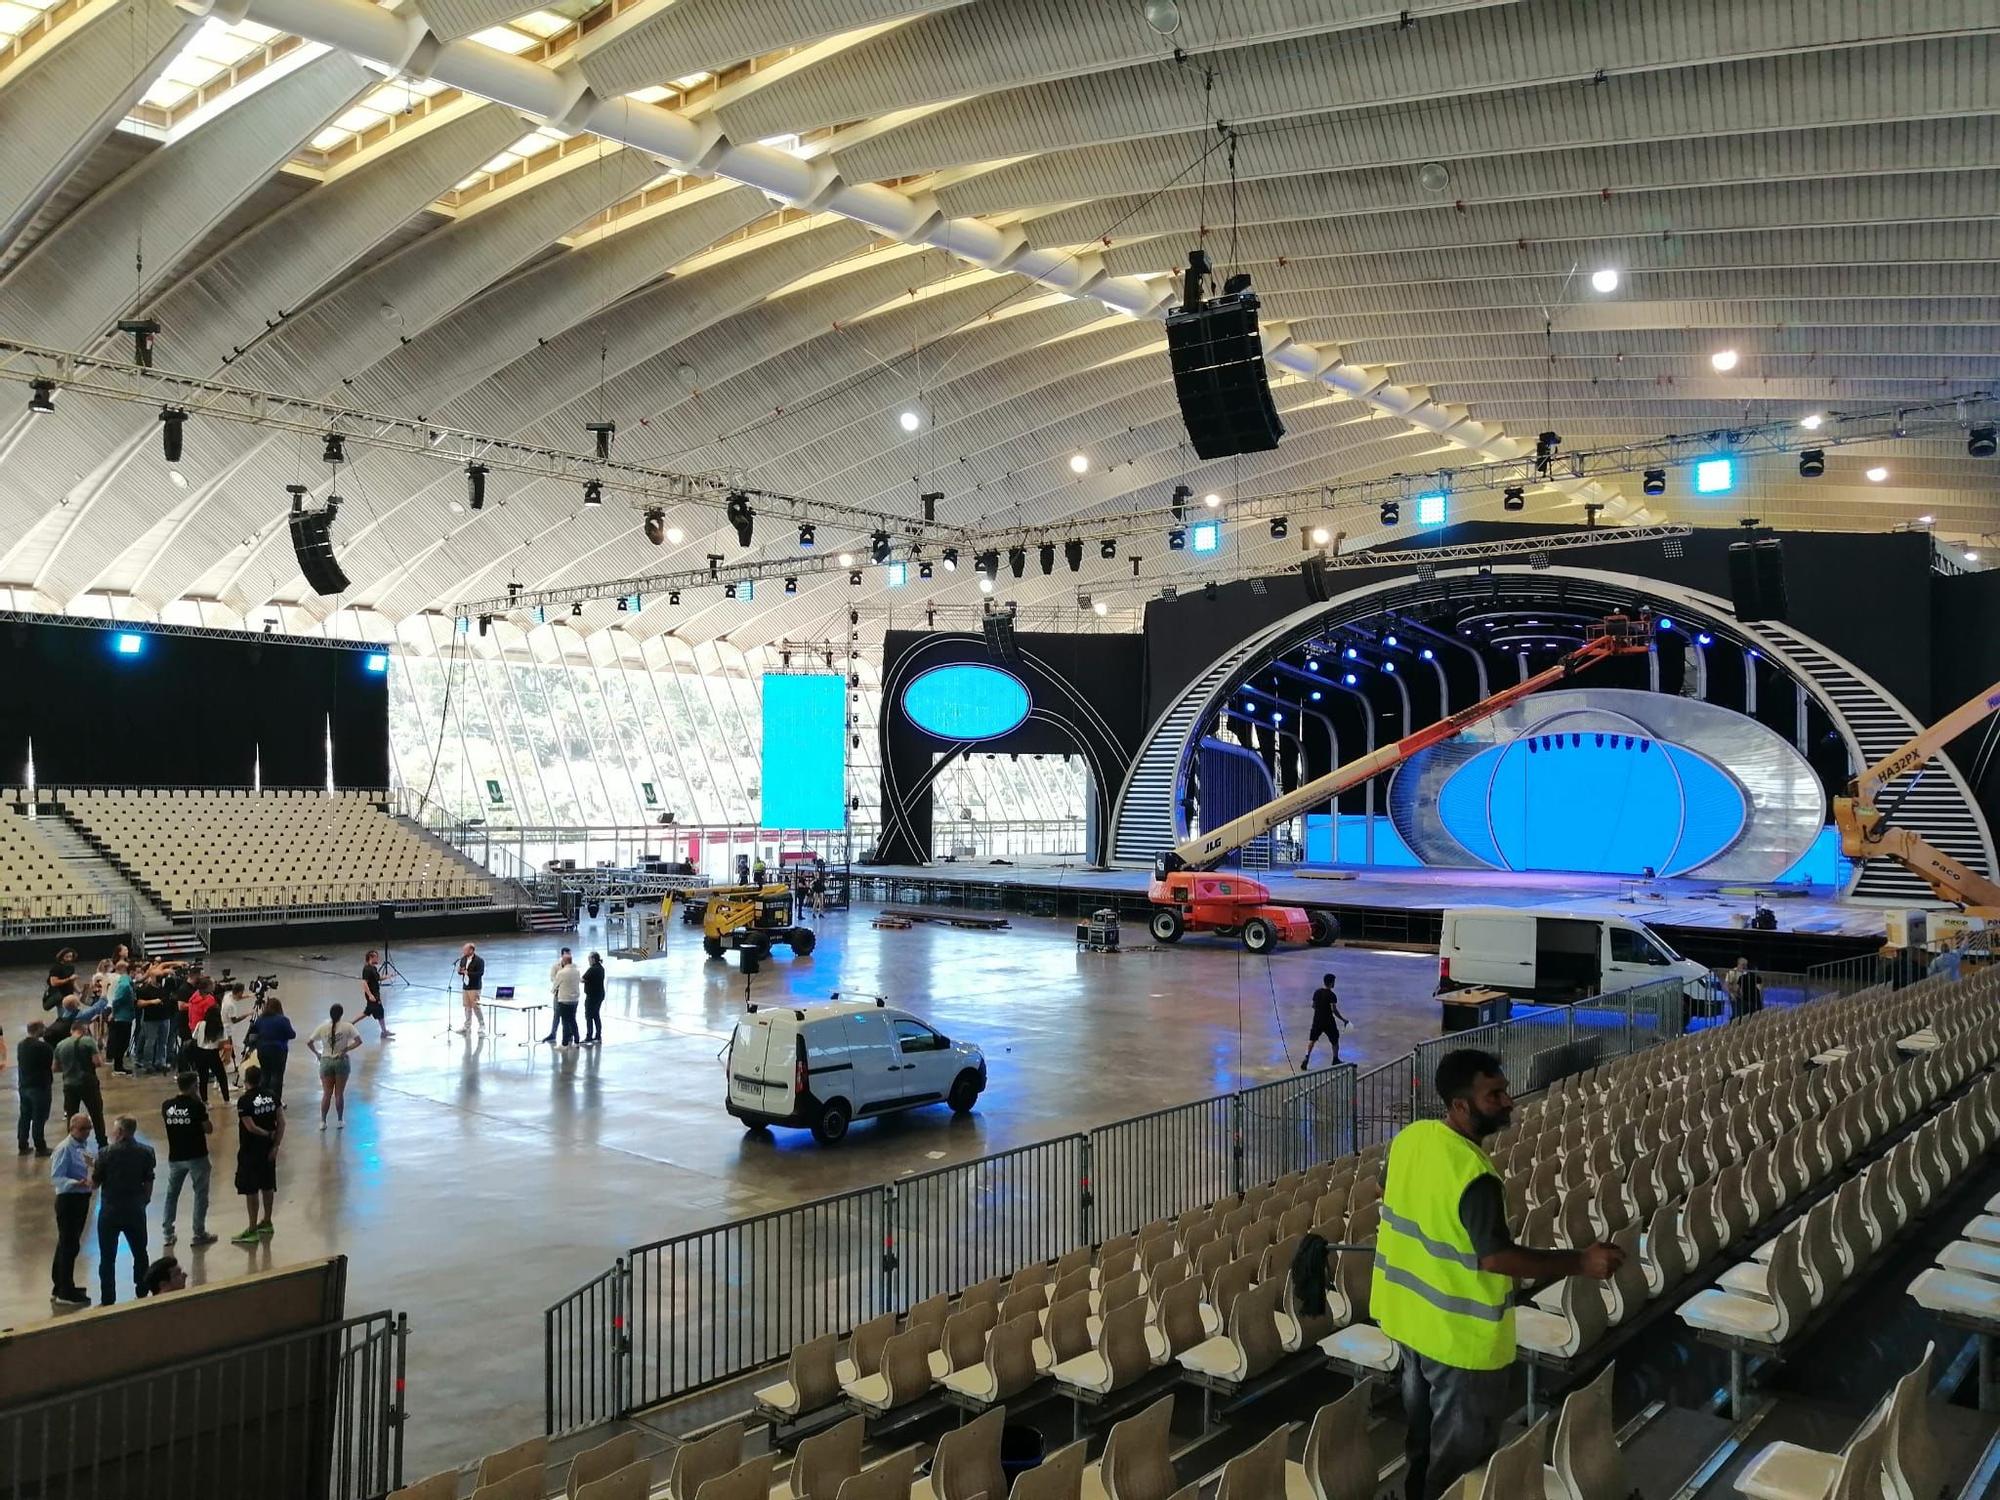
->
xmin=1147 ymin=612 xmax=1654 ymax=950
xmin=1833 ymin=683 xmax=2000 ymax=917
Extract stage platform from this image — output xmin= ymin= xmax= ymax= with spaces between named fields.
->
xmin=849 ymin=860 xmax=1897 ymax=970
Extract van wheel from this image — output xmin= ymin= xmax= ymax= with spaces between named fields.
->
xmin=1150 ymin=908 xmax=1184 ymax=943
xmin=1242 ymin=917 xmax=1275 ymax=954
xmin=812 ymin=1100 xmax=850 ymax=1144
xmin=742 ymin=1120 xmax=770 ymax=1134
xmin=702 ymin=935 xmax=724 ymax=959
xmin=788 ymin=927 xmax=817 ymax=957
xmin=1308 ymin=910 xmax=1340 ymax=947
xmin=948 ymin=1071 xmax=983 ymax=1114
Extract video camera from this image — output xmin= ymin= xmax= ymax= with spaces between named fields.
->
xmin=249 ymin=973 xmax=280 ymax=1001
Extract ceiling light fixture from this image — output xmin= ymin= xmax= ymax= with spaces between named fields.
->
xmin=1309 ymin=526 xmax=1331 ymax=546
xmin=1379 ymin=500 xmax=1400 ymax=526
xmin=465 ymin=462 xmax=488 ymax=510
xmin=158 ymin=407 xmax=186 ymax=462
xmin=838 ymin=552 xmax=855 ymax=567
xmin=1800 ymin=413 xmax=1823 ymax=431
xmin=1204 ymin=492 xmax=1221 ymax=508
xmin=1798 ymin=449 xmax=1825 ymax=478
xmin=1501 ymin=486 xmax=1525 ymax=512
xmin=798 ymin=523 xmax=815 ymax=547
xmin=643 ymin=508 xmax=666 ymax=545
xmin=725 ymin=491 xmax=754 ymax=546
xmin=582 ymin=478 xmax=603 ymax=506
xmin=1642 ymin=468 xmax=1666 ymax=497
xmin=28 ymin=379 xmax=55 ymax=414
xmin=941 ymin=547 xmax=959 ymax=571
xmin=1068 ymin=452 xmax=1089 ymax=475
xmin=321 ymin=433 xmax=346 ymax=465
xmin=1866 ymin=466 xmax=1889 ymax=483
xmin=1008 ymin=545 xmax=1027 ymax=578
xmin=898 ymin=409 xmax=921 ymax=433
xmin=1100 ymin=538 xmax=1117 ymax=559
xmin=1590 ymin=268 xmax=1619 ymax=293
xmin=1970 ymin=427 xmax=1997 ymax=459
xmin=870 ymin=529 xmax=892 ymax=565
xmin=1269 ymin=516 xmax=1289 ymax=540
xmin=1710 ymin=348 xmax=1739 ymax=372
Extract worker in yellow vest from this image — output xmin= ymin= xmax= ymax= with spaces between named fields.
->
xmin=1374 ymin=1048 xmax=1624 ymax=1499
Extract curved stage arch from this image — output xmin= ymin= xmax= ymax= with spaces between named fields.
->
xmin=1110 ymin=564 xmax=1995 ymax=901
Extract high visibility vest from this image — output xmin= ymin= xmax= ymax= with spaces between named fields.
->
xmin=1370 ymin=1120 xmax=1515 ymax=1370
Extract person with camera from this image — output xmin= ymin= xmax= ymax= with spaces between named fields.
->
xmin=247 ymin=998 xmax=296 ymax=1102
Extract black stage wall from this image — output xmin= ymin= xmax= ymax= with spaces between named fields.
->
xmin=875 ymin=628 xmax=1146 ymax=866
xmin=0 ymin=617 xmax=390 ymax=789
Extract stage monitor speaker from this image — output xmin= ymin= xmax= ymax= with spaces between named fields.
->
xmin=1727 ymin=538 xmax=1789 ymax=622
xmin=1164 ymin=292 xmax=1285 ymax=459
xmin=376 ymin=902 xmax=395 ymax=923
xmin=289 ymin=510 xmax=350 ymax=596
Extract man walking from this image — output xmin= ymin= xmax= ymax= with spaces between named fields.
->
xmin=1374 ymin=1049 xmax=1623 ymax=1499
xmin=545 ymin=947 xmax=581 ymax=1047
xmin=232 ymin=1063 xmax=284 ymax=1246
xmin=16 ymin=1019 xmax=54 ymax=1156
xmin=1301 ymin=972 xmax=1350 ymax=1069
xmin=105 ymin=961 xmax=137 ymax=1074
xmin=359 ymin=950 xmax=393 ymax=1041
xmin=161 ymin=1072 xmax=217 ymax=1249
xmin=93 ymin=1115 xmax=155 ymax=1307
xmin=581 ymin=951 xmax=606 ymax=1045
xmin=54 ymin=1022 xmax=106 ymax=1148
xmin=49 ymin=1112 xmax=95 ymax=1306
xmin=456 ymin=943 xmax=485 ymax=1033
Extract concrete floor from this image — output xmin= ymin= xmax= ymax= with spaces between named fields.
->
xmin=0 ymin=905 xmax=1442 ymax=1477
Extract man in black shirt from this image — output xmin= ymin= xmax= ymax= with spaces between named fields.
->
xmin=233 ymin=1065 xmax=284 ymax=1245
xmin=93 ymin=1115 xmax=155 ymax=1306
xmin=160 ymin=1072 xmax=216 ymax=1248
xmin=582 ymin=952 xmax=607 ymax=1045
xmin=16 ymin=1020 xmax=54 ymax=1155
xmin=1301 ymin=972 xmax=1350 ymax=1069
xmin=456 ymin=943 xmax=485 ymax=1033
xmin=359 ymin=950 xmax=393 ymax=1041
xmin=44 ymin=947 xmax=77 ymax=1010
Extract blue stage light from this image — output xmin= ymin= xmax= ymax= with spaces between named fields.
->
xmin=1190 ymin=520 xmax=1221 ymax=553
xmin=885 ymin=561 xmax=906 ymax=588
xmin=1657 ymin=617 xmax=1674 ymax=632
xmin=364 ymin=652 xmax=388 ymax=673
xmin=1307 ymin=660 xmax=1320 ymax=672
xmin=1271 ymin=710 xmax=1283 ymax=723
xmin=1383 ymin=661 xmax=1396 ymax=674
xmin=1310 ymin=690 xmax=1322 ymax=701
xmin=1694 ymin=456 xmax=1735 ymax=494
xmin=1696 ymin=632 xmax=1713 ymax=646
xmin=1344 ymin=646 xmax=1358 ymax=659
xmin=114 ymin=632 xmax=143 ymax=656
xmin=1385 ymin=634 xmax=1399 ymax=647
xmin=1420 ymin=648 xmax=1435 ymax=660
xmin=1343 ymin=672 xmax=1358 ymax=686
xmin=1416 ymin=491 xmax=1448 ymax=526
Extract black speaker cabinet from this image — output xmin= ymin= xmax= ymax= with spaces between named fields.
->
xmin=1727 ymin=538 xmax=1788 ymax=622
xmin=289 ymin=510 xmax=350 ymax=596
xmin=1164 ymin=292 xmax=1285 ymax=459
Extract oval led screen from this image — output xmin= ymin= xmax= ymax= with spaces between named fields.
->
xmin=901 ymin=663 xmax=1032 ymax=741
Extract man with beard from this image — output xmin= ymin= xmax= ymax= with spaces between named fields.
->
xmin=1373 ymin=1050 xmax=1624 ymax=1499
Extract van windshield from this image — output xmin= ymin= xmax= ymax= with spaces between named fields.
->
xmin=1646 ymin=930 xmax=1682 ymax=963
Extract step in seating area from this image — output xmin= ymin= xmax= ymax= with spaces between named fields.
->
xmin=0 ymin=804 xmax=105 ymax=923
xmin=38 ymin=788 xmax=494 ymax=913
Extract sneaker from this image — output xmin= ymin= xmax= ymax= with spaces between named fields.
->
xmin=232 ymin=1226 xmax=262 ymax=1245
xmin=52 ymin=1289 xmax=89 ymax=1306
xmin=319 ymin=1120 xmax=327 ymax=1132
xmin=191 ymin=1232 xmax=218 ymax=1248
xmin=162 ymin=1230 xmax=177 ymax=1247
xmin=255 ymin=1221 xmax=275 ymax=1240
xmin=17 ymin=1144 xmax=29 ymax=1156
xmin=335 ymin=1119 xmax=344 ymax=1129
xmin=33 ymin=1146 xmax=51 ymax=1158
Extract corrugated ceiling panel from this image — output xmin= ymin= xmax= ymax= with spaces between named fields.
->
xmin=416 ymin=0 xmax=555 ymax=41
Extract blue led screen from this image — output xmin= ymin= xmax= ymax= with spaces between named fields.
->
xmin=760 ymin=673 xmax=846 ymax=828
xmin=1437 ymin=737 xmax=1747 ymax=876
xmin=1304 ymin=814 xmax=1421 ymax=866
xmin=901 ymin=663 xmax=1032 ymax=741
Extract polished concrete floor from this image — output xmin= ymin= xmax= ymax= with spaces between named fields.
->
xmin=0 ymin=906 xmax=1441 ymax=1476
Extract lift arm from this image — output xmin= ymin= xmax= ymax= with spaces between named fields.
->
xmin=1834 ymin=681 xmax=2000 ymax=915
xmin=1163 ymin=613 xmax=1654 ymax=874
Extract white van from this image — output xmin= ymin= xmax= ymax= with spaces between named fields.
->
xmin=1437 ymin=907 xmax=1715 ymax=1005
xmin=724 ymin=996 xmax=987 ymax=1144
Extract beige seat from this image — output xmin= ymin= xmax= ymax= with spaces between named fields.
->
xmin=1179 ymin=1275 xmax=1284 ymax=1386
xmin=1053 ymin=1296 xmax=1151 ymax=1397
xmin=1284 ymin=1384 xmax=1374 ymax=1500
xmin=1011 ymin=1440 xmax=1087 ymax=1500
xmin=1320 ymin=1250 xmax=1398 ymax=1377
xmin=697 ymin=1456 xmax=777 ymax=1500
xmin=1680 ymin=1233 xmax=1811 ymax=1347
xmin=1215 ymin=1424 xmax=1292 ymax=1500
xmin=477 ymin=1437 xmax=547 ymax=1488
xmin=837 ymin=1312 xmax=898 ymax=1389
xmin=389 ymin=1473 xmax=459 ymax=1500
xmin=934 ymin=1303 xmax=1001 ymax=1380
xmin=1464 ymin=1414 xmax=1548 ymax=1498
xmin=1516 ymin=1274 xmax=1608 ymax=1362
xmin=835 ymin=1447 xmax=920 ymax=1500
xmin=778 ymin=1415 xmax=864 ymax=1500
xmin=1092 ymin=1394 xmax=1180 ymax=1500
xmin=940 ymin=1313 xmax=1039 ymax=1408
xmin=666 ymin=1424 xmax=743 ymax=1500
xmin=568 ymin=1432 xmax=641 ymax=1499
xmin=846 ymin=1328 xmax=936 ymax=1416
xmin=926 ymin=1407 xmax=1006 ymax=1500
xmin=1736 ymin=1400 xmax=1891 ymax=1500
xmin=758 ymin=1334 xmax=843 ymax=1423
xmin=1154 ymin=1277 xmax=1210 ymax=1365
xmin=1541 ymin=1361 xmax=1630 ymax=1500
xmin=473 ymin=1472 xmax=544 ymax=1500
xmin=1034 ymin=1290 xmax=1095 ymax=1375
xmin=1735 ymin=1342 xmax=1942 ymax=1500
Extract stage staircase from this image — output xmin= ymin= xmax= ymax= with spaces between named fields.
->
xmin=13 ymin=806 xmax=204 ymax=961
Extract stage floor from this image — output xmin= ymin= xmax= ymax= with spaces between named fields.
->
xmin=867 ymin=860 xmax=1895 ymax=941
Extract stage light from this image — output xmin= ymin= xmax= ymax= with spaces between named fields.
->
xmin=1068 ymin=452 xmax=1089 ymax=475
xmin=1383 ymin=661 xmax=1396 ymax=674
xmin=577 ymin=479 xmax=602 ymax=507
xmin=942 ymin=547 xmax=959 ymax=571
xmin=1093 ymin=599 xmax=1108 ymax=616
xmin=1269 ymin=516 xmax=1289 ymax=540
xmin=1867 ymin=466 xmax=1889 ymax=482
xmin=158 ymin=406 xmax=186 ymax=462
xmin=322 ymin=433 xmax=345 ymax=465
xmin=1800 ymin=413 xmax=1823 ymax=431
xmin=585 ymin=420 xmax=615 ymax=460
xmin=1379 ymin=500 xmax=1400 ymax=526
xmin=1533 ymin=431 xmax=1560 ymax=475
xmin=1270 ymin=709 xmax=1282 ymax=723
xmin=1416 ymin=491 xmax=1448 ymax=526
xmin=478 ymin=614 xmax=492 ymax=634
xmin=1170 ymin=485 xmax=1191 ymax=523
xmin=1144 ymin=0 xmax=1180 ymax=33
xmin=463 ymin=462 xmax=488 ymax=511
xmin=1694 ymin=456 xmax=1735 ymax=494
xmin=1696 ymin=632 xmax=1713 ymax=646
xmin=784 ymin=576 xmax=798 ymax=594
xmin=1590 ymin=268 xmax=1619 ymax=293
xmin=1501 ymin=486 xmax=1524 ymax=512
xmin=1204 ymin=492 xmax=1221 ymax=509
xmin=920 ymin=560 xmax=934 ymax=580
xmin=871 ymin=530 xmax=892 ymax=564
xmin=837 ymin=551 xmax=856 ymax=568
xmin=724 ymin=582 xmax=737 ymax=599
xmin=1657 ymin=617 xmax=1674 ymax=632
xmin=28 ymin=378 xmax=54 ymax=414
xmin=1798 ymin=449 xmax=1825 ymax=478
xmin=898 ymin=409 xmax=921 ymax=433
xmin=1343 ymin=672 xmax=1357 ymax=686
xmin=1008 ymin=545 xmax=1027 ymax=578
xmin=1307 ymin=660 xmax=1320 ymax=672
xmin=1100 ymin=538 xmax=1117 ymax=560
xmin=1420 ymin=648 xmax=1435 ymax=660
xmin=1710 ymin=348 xmax=1738 ymax=372
xmin=1167 ymin=527 xmax=1187 ymax=551
xmin=1190 ymin=520 xmax=1220 ymax=553
xmin=668 ymin=590 xmax=681 ymax=605
xmin=666 ymin=526 xmax=684 ymax=545
xmin=1642 ymin=468 xmax=1666 ymax=496
xmin=849 ymin=570 xmax=863 ymax=585
xmin=725 ymin=491 xmax=754 ymax=545
xmin=1971 ymin=427 xmax=1998 ymax=458
xmin=886 ymin=561 xmax=907 ymax=588
xmin=1385 ymin=634 xmax=1399 ymax=647
xmin=114 ymin=632 xmax=143 ymax=656
xmin=1039 ymin=542 xmax=1056 ymax=575
xmin=644 ymin=508 xmax=666 ymax=545
xmin=798 ymin=523 xmax=815 ymax=547
xmin=978 ymin=576 xmax=994 ymax=594
xmin=976 ymin=549 xmax=998 ymax=577
xmin=1065 ymin=539 xmax=1084 ymax=571
xmin=1344 ymin=647 xmax=1358 ymax=660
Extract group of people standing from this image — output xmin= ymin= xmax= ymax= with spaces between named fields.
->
xmin=544 ymin=948 xmax=607 ymax=1047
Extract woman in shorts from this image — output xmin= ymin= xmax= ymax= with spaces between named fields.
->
xmin=307 ymin=1003 xmax=362 ymax=1131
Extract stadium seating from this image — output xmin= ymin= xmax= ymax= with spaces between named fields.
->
xmin=0 ymin=804 xmax=104 ymax=920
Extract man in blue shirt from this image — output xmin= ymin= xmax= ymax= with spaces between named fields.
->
xmin=106 ymin=962 xmax=138 ymax=1075
xmin=48 ymin=1112 xmax=95 ymax=1306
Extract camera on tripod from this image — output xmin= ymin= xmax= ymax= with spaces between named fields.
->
xmin=249 ymin=974 xmax=280 ymax=1001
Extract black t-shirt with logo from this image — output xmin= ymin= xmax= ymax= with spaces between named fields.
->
xmin=361 ymin=963 xmax=382 ymax=1001
xmin=162 ymin=1093 xmax=210 ymax=1161
xmin=237 ymin=1088 xmax=280 ymax=1155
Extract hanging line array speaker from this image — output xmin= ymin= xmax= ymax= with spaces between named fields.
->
xmin=1727 ymin=538 xmax=1789 ymax=622
xmin=289 ymin=509 xmax=350 ymax=596
xmin=1164 ymin=290 xmax=1285 ymax=460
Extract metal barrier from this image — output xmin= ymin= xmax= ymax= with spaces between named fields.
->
xmin=1805 ymin=951 xmax=1900 ymax=1000
xmin=890 ymin=1136 xmax=1087 ymax=1310
xmin=1353 ymin=1055 xmax=1420 ymax=1149
xmin=545 ymin=1260 xmax=628 ymax=1437
xmin=1238 ymin=1065 xmax=1357 ymax=1184
xmin=1087 ymin=1094 xmax=1236 ymax=1241
xmin=1 ymin=1310 xmax=406 ymax=1500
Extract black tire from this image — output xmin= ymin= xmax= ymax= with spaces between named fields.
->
xmin=702 ymin=935 xmax=725 ymax=959
xmin=742 ymin=1119 xmax=770 ymax=1134
xmin=788 ymin=927 xmax=817 ymax=957
xmin=812 ymin=1100 xmax=851 ymax=1144
xmin=1150 ymin=907 xmax=1185 ymax=943
xmin=948 ymin=1071 xmax=982 ymax=1114
xmin=1242 ymin=916 xmax=1275 ymax=954
xmin=1308 ymin=910 xmax=1340 ymax=947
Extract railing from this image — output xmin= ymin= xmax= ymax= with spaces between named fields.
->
xmin=191 ymin=878 xmax=496 ymax=923
xmin=2 ymin=1310 xmax=406 ymax=1500
xmin=0 ymin=891 xmax=139 ymax=942
xmin=1087 ymin=1095 xmax=1237 ymax=1242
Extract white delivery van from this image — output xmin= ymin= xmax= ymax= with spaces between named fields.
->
xmin=724 ymin=995 xmax=986 ymax=1144
xmin=1437 ymin=907 xmax=1715 ymax=1005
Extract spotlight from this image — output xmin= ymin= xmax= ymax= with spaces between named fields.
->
xmin=942 ymin=547 xmax=959 ymax=571
xmin=920 ymin=561 xmax=934 ymax=580
xmin=117 ymin=317 xmax=160 ymax=367
xmin=1008 ymin=545 xmax=1026 ymax=578
xmin=838 ymin=552 xmax=855 ymax=567
xmin=1039 ymin=542 xmax=1055 ymax=575
xmin=1309 ymin=526 xmax=1331 ymax=546
xmin=615 ymin=596 xmax=628 ymax=612
xmin=1167 ymin=528 xmax=1187 ymax=551
xmin=1866 ymin=466 xmax=1889 ymax=483
xmin=725 ymin=491 xmax=754 ymax=546
xmin=1269 ymin=516 xmax=1289 ymax=539
xmin=1590 ymin=268 xmax=1619 ymax=293
xmin=585 ymin=420 xmax=616 ymax=460
xmin=1094 ymin=600 xmax=1109 ymax=616
xmin=898 ymin=409 xmax=921 ymax=433
xmin=1800 ymin=413 xmax=1823 ymax=431
xmin=1204 ymin=492 xmax=1221 ymax=509
xmin=975 ymin=549 xmax=997 ymax=577
xmin=1501 ymin=486 xmax=1525 ymax=512
xmin=798 ymin=523 xmax=815 ymax=547
xmin=1171 ymin=485 xmax=1191 ymax=522
xmin=1694 ymin=456 xmax=1735 ymax=494
xmin=871 ymin=530 xmax=892 ymax=565
xmin=1798 ymin=449 xmax=1825 ymax=478
xmin=571 ymin=602 xmax=583 ymax=617
xmin=666 ymin=527 xmax=684 ymax=545
xmin=668 ymin=590 xmax=681 ymax=605
xmin=1068 ymin=453 xmax=1089 ymax=475
xmin=28 ymin=379 xmax=55 ymax=414
xmin=1420 ymin=648 xmax=1435 ymax=660
xmin=724 ymin=582 xmax=738 ymax=600
xmin=1710 ymin=348 xmax=1738 ymax=372
xmin=1533 ymin=431 xmax=1560 ymax=476
xmin=478 ymin=614 xmax=491 ymax=635
xmin=1065 ymin=539 xmax=1083 ymax=571
xmin=1379 ymin=500 xmax=1400 ymax=526
xmin=1970 ymin=427 xmax=1997 ymax=459
xmin=978 ymin=576 xmax=995 ymax=594
xmin=1641 ymin=468 xmax=1666 ymax=496
xmin=1100 ymin=538 xmax=1117 ymax=560
xmin=582 ymin=479 xmax=603 ymax=506
xmin=322 ymin=433 xmax=346 ymax=465
xmin=643 ymin=508 xmax=666 ymax=545
xmin=784 ymin=577 xmax=798 ymax=594
xmin=158 ymin=406 xmax=186 ymax=462
xmin=466 ymin=462 xmax=488 ymax=510
xmin=1695 ymin=632 xmax=1713 ymax=646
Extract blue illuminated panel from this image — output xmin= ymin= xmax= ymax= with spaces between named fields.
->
xmin=113 ymin=632 xmax=144 ymax=656
xmin=760 ymin=673 xmax=846 ymax=827
xmin=902 ymin=663 xmax=1032 ymax=741
xmin=364 ymin=652 xmax=388 ymax=673
xmin=1190 ymin=520 xmax=1221 ymax=553
xmin=1416 ymin=492 xmax=1448 ymax=526
xmin=1695 ymin=456 xmax=1735 ymax=494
